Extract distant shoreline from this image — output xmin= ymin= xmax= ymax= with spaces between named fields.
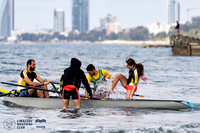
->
xmin=93 ymin=40 xmax=169 ymax=45
xmin=1 ymin=40 xmax=170 ymax=45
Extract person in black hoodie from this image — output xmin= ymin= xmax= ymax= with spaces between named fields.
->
xmin=59 ymin=58 xmax=92 ymax=109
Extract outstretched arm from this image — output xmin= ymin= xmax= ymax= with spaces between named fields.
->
xmin=141 ymin=76 xmax=147 ymax=82
xmin=81 ymin=71 xmax=92 ymax=97
xmin=36 ymin=76 xmax=51 ymax=85
xmin=24 ymin=77 xmax=45 ymax=86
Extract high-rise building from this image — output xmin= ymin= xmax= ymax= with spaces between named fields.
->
xmin=106 ymin=21 xmax=122 ymax=35
xmin=167 ymin=0 xmax=180 ymax=24
xmin=0 ymin=0 xmax=14 ymax=37
xmin=54 ymin=8 xmax=65 ymax=33
xmin=100 ymin=14 xmax=117 ymax=30
xmin=72 ymin=0 xmax=89 ymax=33
xmin=100 ymin=14 xmax=121 ymax=35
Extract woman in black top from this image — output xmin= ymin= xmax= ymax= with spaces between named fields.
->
xmin=111 ymin=58 xmax=146 ymax=99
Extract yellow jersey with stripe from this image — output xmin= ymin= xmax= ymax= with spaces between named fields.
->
xmin=86 ymin=69 xmax=110 ymax=84
xmin=127 ymin=68 xmax=140 ymax=86
xmin=17 ymin=70 xmax=39 ymax=89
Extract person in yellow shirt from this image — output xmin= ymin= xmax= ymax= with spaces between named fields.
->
xmin=18 ymin=59 xmax=50 ymax=98
xmin=85 ymin=64 xmax=112 ymax=97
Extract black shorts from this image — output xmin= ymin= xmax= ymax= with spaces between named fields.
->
xmin=62 ymin=87 xmax=80 ymax=100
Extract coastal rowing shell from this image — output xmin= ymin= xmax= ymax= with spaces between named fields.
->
xmin=2 ymin=96 xmax=194 ymax=110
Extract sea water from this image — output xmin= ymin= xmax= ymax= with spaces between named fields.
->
xmin=0 ymin=43 xmax=200 ymax=133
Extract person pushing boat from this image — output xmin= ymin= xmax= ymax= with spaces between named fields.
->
xmin=85 ymin=64 xmax=113 ymax=98
xmin=60 ymin=58 xmax=93 ymax=110
xmin=17 ymin=59 xmax=50 ymax=98
xmin=111 ymin=57 xmax=146 ymax=99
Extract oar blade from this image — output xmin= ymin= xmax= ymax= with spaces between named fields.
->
xmin=138 ymin=95 xmax=145 ymax=97
xmin=0 ymin=88 xmax=9 ymax=94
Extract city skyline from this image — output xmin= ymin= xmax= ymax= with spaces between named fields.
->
xmin=14 ymin=0 xmax=200 ymax=31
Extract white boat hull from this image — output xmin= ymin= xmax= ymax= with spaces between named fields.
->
xmin=2 ymin=96 xmax=194 ymax=110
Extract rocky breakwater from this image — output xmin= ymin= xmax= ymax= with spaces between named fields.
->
xmin=170 ymin=35 xmax=200 ymax=56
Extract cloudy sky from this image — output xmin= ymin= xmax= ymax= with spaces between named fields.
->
xmin=15 ymin=0 xmax=200 ymax=30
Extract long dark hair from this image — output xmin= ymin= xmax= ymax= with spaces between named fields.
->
xmin=126 ymin=58 xmax=144 ymax=76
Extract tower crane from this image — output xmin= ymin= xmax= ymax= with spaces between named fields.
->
xmin=186 ymin=8 xmax=196 ymax=22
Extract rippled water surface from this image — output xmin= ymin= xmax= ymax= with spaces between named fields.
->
xmin=0 ymin=43 xmax=200 ymax=133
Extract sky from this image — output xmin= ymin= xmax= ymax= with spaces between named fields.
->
xmin=15 ymin=0 xmax=200 ymax=31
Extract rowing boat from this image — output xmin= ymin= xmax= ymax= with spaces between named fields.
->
xmin=1 ymin=82 xmax=193 ymax=110
xmin=2 ymin=96 xmax=194 ymax=110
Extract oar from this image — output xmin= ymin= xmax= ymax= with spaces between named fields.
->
xmin=0 ymin=83 xmax=48 ymax=97
xmin=50 ymin=81 xmax=58 ymax=93
xmin=133 ymin=94 xmax=145 ymax=97
xmin=0 ymin=87 xmax=61 ymax=97
xmin=105 ymin=90 xmax=145 ymax=98
xmin=115 ymin=91 xmax=145 ymax=97
xmin=52 ymin=82 xmax=59 ymax=85
xmin=0 ymin=81 xmax=61 ymax=96
xmin=80 ymin=95 xmax=102 ymax=100
xmin=1 ymin=81 xmax=51 ymax=89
